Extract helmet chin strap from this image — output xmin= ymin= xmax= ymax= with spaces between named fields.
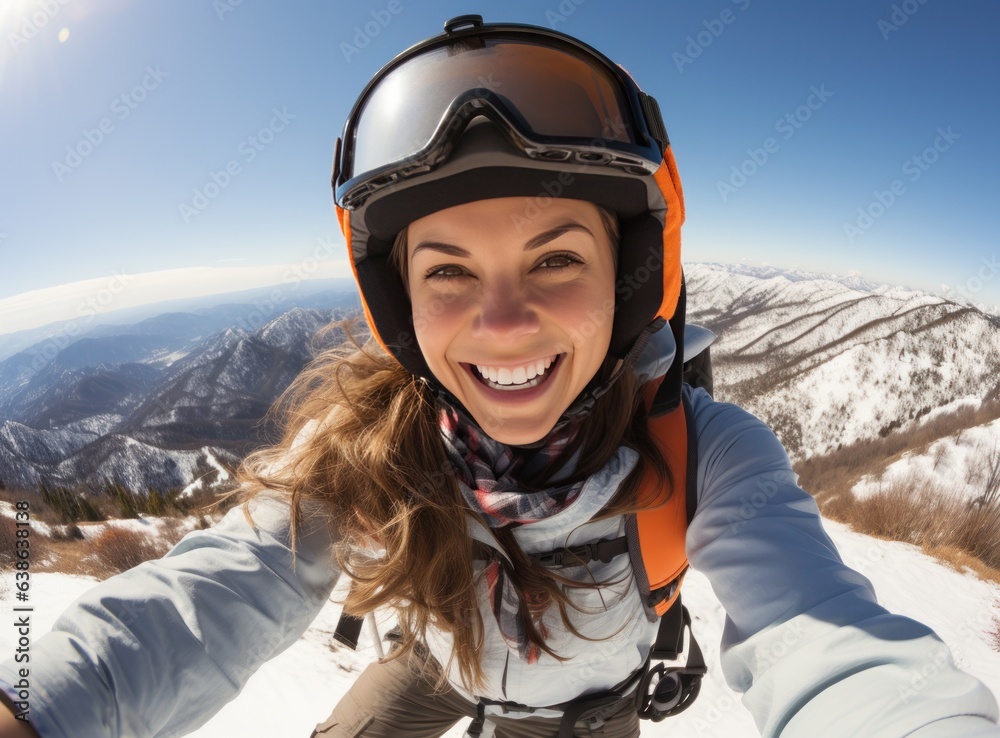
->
xmin=422 ymin=317 xmax=665 ymax=446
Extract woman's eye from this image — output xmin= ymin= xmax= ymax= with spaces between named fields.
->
xmin=424 ymin=265 xmax=467 ymax=281
xmin=537 ymin=253 xmax=582 ymax=271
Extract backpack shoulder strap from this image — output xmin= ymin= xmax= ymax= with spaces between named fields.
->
xmin=627 ymin=385 xmax=696 ymax=619
xmin=634 ymin=386 xmax=707 ymax=719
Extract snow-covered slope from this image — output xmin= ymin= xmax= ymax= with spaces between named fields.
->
xmin=687 ymin=263 xmax=1000 ymax=460
xmin=852 ymin=415 xmax=1000 ymax=503
xmin=2 ymin=520 xmax=996 ymax=737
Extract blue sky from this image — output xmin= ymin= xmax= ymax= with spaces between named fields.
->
xmin=2 ymin=0 xmax=998 ymax=333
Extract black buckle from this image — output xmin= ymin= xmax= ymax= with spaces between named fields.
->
xmin=530 ymin=538 xmax=628 ymax=569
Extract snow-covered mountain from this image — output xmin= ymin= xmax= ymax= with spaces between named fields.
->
xmin=0 ymin=291 xmax=359 ymax=493
xmin=3 ymin=264 xmax=998 ymax=494
xmin=686 ymin=263 xmax=1000 ymax=460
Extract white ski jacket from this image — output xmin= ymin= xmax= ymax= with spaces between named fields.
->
xmin=2 ymin=387 xmax=999 ymax=737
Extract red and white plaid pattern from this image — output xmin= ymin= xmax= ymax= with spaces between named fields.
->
xmin=439 ymin=403 xmax=583 ymax=663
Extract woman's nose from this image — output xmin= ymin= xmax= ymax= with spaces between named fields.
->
xmin=470 ymin=281 xmax=541 ymax=343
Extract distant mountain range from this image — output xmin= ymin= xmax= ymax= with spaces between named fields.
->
xmin=0 ymin=284 xmax=360 ymax=493
xmin=1 ymin=265 xmax=997 ymax=494
xmin=687 ymin=263 xmax=1000 ymax=459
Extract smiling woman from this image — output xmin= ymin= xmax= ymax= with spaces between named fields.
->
xmin=405 ymin=198 xmax=618 ymax=445
xmin=1 ymin=12 xmax=999 ymax=738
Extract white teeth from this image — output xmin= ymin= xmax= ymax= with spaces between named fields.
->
xmin=474 ymin=355 xmax=558 ymax=388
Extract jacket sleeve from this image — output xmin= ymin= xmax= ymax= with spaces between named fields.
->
xmin=684 ymin=386 xmax=1000 ymax=737
xmin=0 ymin=491 xmax=339 ymax=738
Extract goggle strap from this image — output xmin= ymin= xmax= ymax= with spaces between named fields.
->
xmin=332 ymin=137 xmax=342 ymax=192
xmin=640 ymin=92 xmax=669 ymax=151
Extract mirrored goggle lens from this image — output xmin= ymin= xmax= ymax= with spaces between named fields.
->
xmin=348 ymin=38 xmax=642 ymax=179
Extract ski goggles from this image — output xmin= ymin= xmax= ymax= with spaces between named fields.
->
xmin=333 ymin=15 xmax=670 ymax=210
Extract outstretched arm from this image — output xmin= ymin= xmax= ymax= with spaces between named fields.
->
xmin=0 ymin=491 xmax=339 ymax=738
xmin=685 ymin=386 xmax=1000 ymax=737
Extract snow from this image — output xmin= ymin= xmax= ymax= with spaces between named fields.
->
xmin=181 ymin=477 xmax=204 ymax=497
xmin=203 ymin=449 xmax=231 ymax=481
xmin=2 ymin=519 xmax=997 ymax=737
xmin=853 ymin=417 xmax=1000 ymax=503
xmin=146 ymin=348 xmax=192 ymax=367
xmin=686 ymin=263 xmax=1000 ymax=461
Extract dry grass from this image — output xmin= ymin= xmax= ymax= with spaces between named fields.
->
xmin=36 ymin=514 xmax=217 ymax=578
xmin=89 ymin=526 xmax=170 ymax=576
xmin=795 ymin=399 xmax=1000 ymax=583
xmin=0 ymin=481 xmax=232 ymax=579
xmin=819 ymin=474 xmax=1000 ymax=585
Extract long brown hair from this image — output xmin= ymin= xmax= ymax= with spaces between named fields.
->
xmin=232 ymin=208 xmax=672 ymax=692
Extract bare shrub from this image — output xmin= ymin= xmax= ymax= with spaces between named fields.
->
xmin=823 ymin=470 xmax=1000 ymax=583
xmin=796 ymin=398 xmax=1000 ymax=579
xmin=843 ymin=477 xmax=949 ymax=545
xmin=91 ymin=526 xmax=167 ymax=576
xmin=952 ymin=503 xmax=1000 ymax=571
xmin=818 ymin=491 xmax=857 ymax=523
xmin=966 ymin=441 xmax=1000 ymax=510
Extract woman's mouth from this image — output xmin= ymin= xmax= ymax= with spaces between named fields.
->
xmin=466 ymin=354 xmax=562 ymax=392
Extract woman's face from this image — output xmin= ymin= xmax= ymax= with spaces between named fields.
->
xmin=407 ymin=197 xmax=616 ymax=445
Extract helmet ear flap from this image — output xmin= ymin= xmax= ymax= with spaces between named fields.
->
xmin=610 ymin=147 xmax=685 ymax=358
xmin=610 ymin=213 xmax=666 ymax=358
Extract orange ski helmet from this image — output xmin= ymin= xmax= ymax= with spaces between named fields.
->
xmin=333 ymin=15 xmax=687 ymax=412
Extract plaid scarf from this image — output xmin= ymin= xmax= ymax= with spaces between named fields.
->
xmin=439 ymin=403 xmax=584 ymax=664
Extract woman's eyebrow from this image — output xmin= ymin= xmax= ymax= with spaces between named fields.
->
xmin=524 ymin=223 xmax=594 ymax=251
xmin=411 ymin=223 xmax=595 ymax=258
